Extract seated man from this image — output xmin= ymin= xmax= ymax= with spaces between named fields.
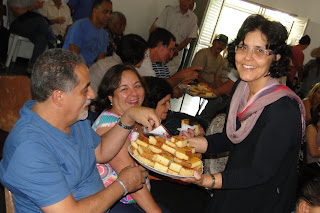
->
xmin=7 ymin=0 xmax=57 ymax=70
xmin=39 ymin=0 xmax=73 ymax=43
xmin=137 ymin=27 xmax=201 ymax=98
xmin=63 ymin=0 xmax=111 ymax=67
xmin=105 ymin=11 xmax=126 ymax=56
xmin=212 ymin=60 xmax=238 ymax=96
xmin=196 ymin=58 xmax=239 ymax=124
xmin=0 ymin=48 xmax=159 ymax=212
xmin=191 ymin=34 xmax=228 ymax=89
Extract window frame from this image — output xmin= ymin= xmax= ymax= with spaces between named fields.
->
xmin=187 ymin=0 xmax=309 ymax=66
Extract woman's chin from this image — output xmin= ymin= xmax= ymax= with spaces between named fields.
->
xmin=161 ymin=114 xmax=167 ymax=121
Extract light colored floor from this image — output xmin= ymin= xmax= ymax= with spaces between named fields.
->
xmin=170 ymin=94 xmax=208 ymax=116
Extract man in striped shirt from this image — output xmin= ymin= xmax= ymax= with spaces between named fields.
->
xmin=137 ymin=28 xmax=201 ymax=98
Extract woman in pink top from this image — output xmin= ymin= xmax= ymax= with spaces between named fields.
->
xmin=92 ymin=64 xmax=162 ymax=213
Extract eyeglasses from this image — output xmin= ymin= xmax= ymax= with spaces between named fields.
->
xmin=99 ymin=9 xmax=112 ymax=15
xmin=163 ymin=45 xmax=176 ymax=53
xmin=235 ymin=44 xmax=274 ymax=59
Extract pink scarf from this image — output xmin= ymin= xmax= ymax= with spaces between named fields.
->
xmin=226 ymin=77 xmax=306 ymax=144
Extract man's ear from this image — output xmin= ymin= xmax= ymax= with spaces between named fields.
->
xmin=51 ymin=90 xmax=64 ymax=107
xmin=298 ymin=200 xmax=310 ymax=213
xmin=92 ymin=7 xmax=98 ymax=15
xmin=275 ymin=54 xmax=281 ymax=61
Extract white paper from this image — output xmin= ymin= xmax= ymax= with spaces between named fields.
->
xmin=143 ymin=124 xmax=171 ymax=139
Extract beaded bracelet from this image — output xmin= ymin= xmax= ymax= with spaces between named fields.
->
xmin=117 ymin=117 xmax=135 ymax=130
xmin=115 ymin=179 xmax=128 ymax=196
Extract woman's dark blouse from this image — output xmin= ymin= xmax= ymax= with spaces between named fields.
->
xmin=204 ymin=89 xmax=302 ymax=213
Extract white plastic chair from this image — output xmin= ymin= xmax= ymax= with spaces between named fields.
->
xmin=5 ymin=33 xmax=34 ymax=67
xmin=4 ymin=0 xmax=34 ymax=68
xmin=204 ymin=113 xmax=229 ymax=174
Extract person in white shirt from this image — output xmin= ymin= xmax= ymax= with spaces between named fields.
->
xmin=40 ymin=0 xmax=73 ymax=41
xmin=149 ymin=0 xmax=198 ymax=75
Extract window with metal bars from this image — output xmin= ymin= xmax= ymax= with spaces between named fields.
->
xmin=189 ymin=0 xmax=309 ymax=65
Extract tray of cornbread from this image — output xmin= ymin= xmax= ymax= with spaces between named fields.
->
xmin=128 ymin=134 xmax=203 ymax=178
xmin=188 ymin=83 xmax=217 ymax=98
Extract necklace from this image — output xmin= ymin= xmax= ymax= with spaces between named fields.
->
xmin=111 ymin=106 xmax=123 ymax=116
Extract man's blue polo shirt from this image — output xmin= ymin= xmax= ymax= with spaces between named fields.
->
xmin=63 ymin=18 xmax=108 ymax=67
xmin=0 ymin=100 xmax=103 ymax=212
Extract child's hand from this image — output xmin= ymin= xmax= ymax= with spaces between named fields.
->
xmin=179 ymin=128 xmax=195 ymax=138
xmin=198 ymin=127 xmax=205 ymax=136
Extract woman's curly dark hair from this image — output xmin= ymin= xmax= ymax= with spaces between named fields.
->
xmin=93 ymin=64 xmax=144 ymax=114
xmin=142 ymin=77 xmax=173 ymax=109
xmin=227 ymin=14 xmax=292 ymax=78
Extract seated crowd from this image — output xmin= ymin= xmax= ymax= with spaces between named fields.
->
xmin=1 ymin=0 xmax=320 ymax=212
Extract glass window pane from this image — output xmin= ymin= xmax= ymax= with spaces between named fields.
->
xmin=225 ymin=0 xmax=260 ymax=12
xmin=191 ymin=0 xmax=308 ymax=66
xmin=214 ymin=6 xmax=252 ymax=42
xmin=264 ymin=9 xmax=294 ymax=33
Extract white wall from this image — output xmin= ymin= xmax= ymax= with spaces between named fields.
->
xmin=248 ymin=0 xmax=320 ymax=64
xmin=113 ymin=0 xmax=179 ymax=40
xmin=60 ymin=0 xmax=178 ymax=40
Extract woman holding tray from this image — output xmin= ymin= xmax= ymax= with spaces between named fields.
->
xmin=180 ymin=14 xmax=306 ymax=212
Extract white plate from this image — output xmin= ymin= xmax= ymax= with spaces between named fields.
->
xmin=178 ymin=84 xmax=217 ymax=99
xmin=128 ymin=145 xmax=203 ymax=178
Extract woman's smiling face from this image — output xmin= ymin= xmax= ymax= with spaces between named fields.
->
xmin=110 ymin=70 xmax=145 ymax=114
xmin=235 ymin=30 xmax=275 ymax=88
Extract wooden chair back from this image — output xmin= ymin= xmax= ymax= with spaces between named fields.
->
xmin=1 ymin=76 xmax=31 ymax=213
xmin=0 ymin=76 xmax=32 ymax=132
xmin=5 ymin=188 xmax=15 ymax=213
